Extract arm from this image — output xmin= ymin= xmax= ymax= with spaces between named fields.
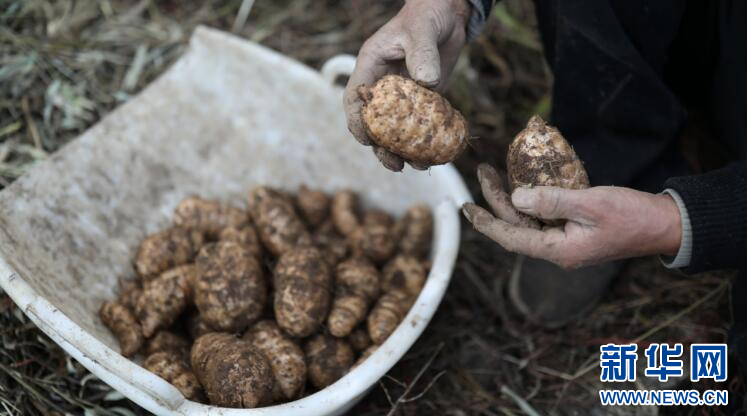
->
xmin=463 ymin=162 xmax=747 ymax=272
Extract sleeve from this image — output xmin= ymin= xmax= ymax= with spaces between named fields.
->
xmin=659 ymin=188 xmax=693 ymax=269
xmin=466 ymin=0 xmax=497 ymax=41
xmin=663 ymin=162 xmax=747 ymax=274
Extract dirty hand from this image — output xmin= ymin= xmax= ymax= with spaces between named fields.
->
xmin=343 ymin=0 xmax=471 ymax=172
xmin=462 ymin=164 xmax=682 ymax=269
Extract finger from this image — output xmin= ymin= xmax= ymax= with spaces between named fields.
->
xmin=462 ymin=203 xmax=562 ymax=260
xmin=344 ymin=36 xmax=404 ymax=146
xmin=404 ymin=23 xmax=441 ymax=87
xmin=477 ymin=164 xmax=540 ymax=229
xmin=434 ymin=26 xmax=466 ymax=92
xmin=408 ymin=160 xmax=430 ymax=171
xmin=511 ymin=186 xmax=585 ymax=221
xmin=373 ymin=146 xmax=404 ymax=172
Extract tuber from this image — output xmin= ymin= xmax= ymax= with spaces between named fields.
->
xmin=117 ymin=277 xmax=141 ymax=312
xmin=367 ymin=289 xmax=413 ymax=345
xmin=355 ymin=209 xmax=398 ymax=264
xmin=381 ymin=255 xmax=427 ymax=296
xmin=327 ymin=258 xmax=380 ymax=337
xmin=219 ymin=225 xmax=263 ymax=260
xmin=248 ymin=187 xmax=311 ymax=256
xmin=348 ymin=327 xmax=372 ymax=352
xmin=194 ymin=242 xmax=267 ymax=332
xmin=174 ymin=196 xmax=248 ymax=238
xmin=273 ymin=247 xmax=332 ymax=337
xmin=134 ymin=264 xmax=194 ymax=337
xmin=507 ymin=115 xmax=589 ymax=191
xmin=397 ymin=205 xmax=433 ymax=259
xmin=331 ymin=190 xmax=360 ymax=236
xmin=312 ymin=220 xmax=349 ymax=267
xmin=144 ymin=351 xmax=204 ymax=401
xmin=134 ymin=227 xmax=205 ymax=280
xmin=358 ymin=74 xmax=469 ymax=167
xmin=99 ymin=301 xmax=144 ymax=357
xmin=295 ymin=185 xmax=330 ymax=227
xmin=304 ymin=334 xmax=354 ymax=389
xmin=243 ymin=320 xmax=306 ymax=401
xmin=191 ymin=333 xmax=274 ymax=408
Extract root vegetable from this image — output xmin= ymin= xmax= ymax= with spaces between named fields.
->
xmin=367 ymin=290 xmax=413 ymax=345
xmin=312 ymin=220 xmax=349 ymax=266
xmin=144 ymin=351 xmax=204 ymax=401
xmin=191 ymin=333 xmax=274 ymax=408
xmin=174 ymin=196 xmax=248 ymax=238
xmin=99 ymin=301 xmax=143 ymax=357
xmin=356 ymin=209 xmax=397 ymax=264
xmin=243 ymin=320 xmax=306 ymax=401
xmin=331 ymin=190 xmax=360 ymax=236
xmin=507 ymin=115 xmax=589 ymax=191
xmin=358 ymin=74 xmax=469 ymax=167
xmin=273 ymin=247 xmax=332 ymax=337
xmin=135 ymin=264 xmax=194 ymax=337
xmin=327 ymin=258 xmax=380 ymax=337
xmin=117 ymin=277 xmax=141 ymax=311
xmin=147 ymin=330 xmax=190 ymax=358
xmin=304 ymin=334 xmax=354 ymax=389
xmin=381 ymin=255 xmax=427 ymax=296
xmin=134 ymin=227 xmax=205 ymax=280
xmin=219 ymin=225 xmax=263 ymax=260
xmin=348 ymin=328 xmax=372 ymax=352
xmin=194 ymin=242 xmax=267 ymax=332
xmin=248 ymin=187 xmax=311 ymax=256
xmin=296 ymin=185 xmax=330 ymax=227
xmin=397 ymin=205 xmax=433 ymax=258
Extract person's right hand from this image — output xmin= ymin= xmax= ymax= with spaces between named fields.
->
xmin=343 ymin=0 xmax=471 ymax=171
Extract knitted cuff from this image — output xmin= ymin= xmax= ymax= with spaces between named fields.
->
xmin=659 ymin=188 xmax=693 ymax=269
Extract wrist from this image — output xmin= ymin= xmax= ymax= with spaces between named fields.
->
xmin=654 ymin=193 xmax=682 ymax=257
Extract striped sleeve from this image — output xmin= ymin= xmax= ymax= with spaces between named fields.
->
xmin=466 ymin=0 xmax=497 ymax=40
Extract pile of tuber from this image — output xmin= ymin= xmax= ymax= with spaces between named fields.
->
xmin=99 ymin=187 xmax=434 ymax=408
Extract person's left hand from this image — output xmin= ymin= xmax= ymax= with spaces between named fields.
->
xmin=462 ymin=164 xmax=683 ymax=269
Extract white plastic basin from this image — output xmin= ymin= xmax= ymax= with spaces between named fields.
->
xmin=0 ymin=26 xmax=471 ymax=415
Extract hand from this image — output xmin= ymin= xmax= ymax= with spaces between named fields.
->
xmin=344 ymin=0 xmax=471 ymax=171
xmin=462 ymin=164 xmax=682 ymax=269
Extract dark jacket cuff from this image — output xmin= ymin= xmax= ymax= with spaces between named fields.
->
xmin=663 ymin=162 xmax=747 ymax=274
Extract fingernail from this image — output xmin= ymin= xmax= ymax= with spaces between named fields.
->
xmin=511 ymin=188 xmax=536 ymax=209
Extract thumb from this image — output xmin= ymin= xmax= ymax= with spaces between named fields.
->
xmin=404 ymin=27 xmax=441 ymax=87
xmin=511 ymin=187 xmax=582 ymax=221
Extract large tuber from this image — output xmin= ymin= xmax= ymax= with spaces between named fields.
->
xmin=273 ymin=247 xmax=332 ymax=337
xmin=358 ymin=75 xmax=468 ymax=167
xmin=191 ymin=333 xmax=274 ymax=408
xmin=194 ymin=242 xmax=267 ymax=332
xmin=507 ymin=115 xmax=589 ymax=191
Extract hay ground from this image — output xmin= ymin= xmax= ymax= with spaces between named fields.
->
xmin=0 ymin=1 xmax=743 ymax=415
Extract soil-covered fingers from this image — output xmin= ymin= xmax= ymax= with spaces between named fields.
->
xmin=462 ymin=203 xmax=564 ymax=260
xmin=344 ymin=30 xmax=405 ymax=146
xmin=477 ymin=164 xmax=540 ymax=229
xmin=373 ymin=146 xmax=405 ymax=172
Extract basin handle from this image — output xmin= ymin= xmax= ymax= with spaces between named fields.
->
xmin=320 ymin=54 xmax=356 ymax=85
